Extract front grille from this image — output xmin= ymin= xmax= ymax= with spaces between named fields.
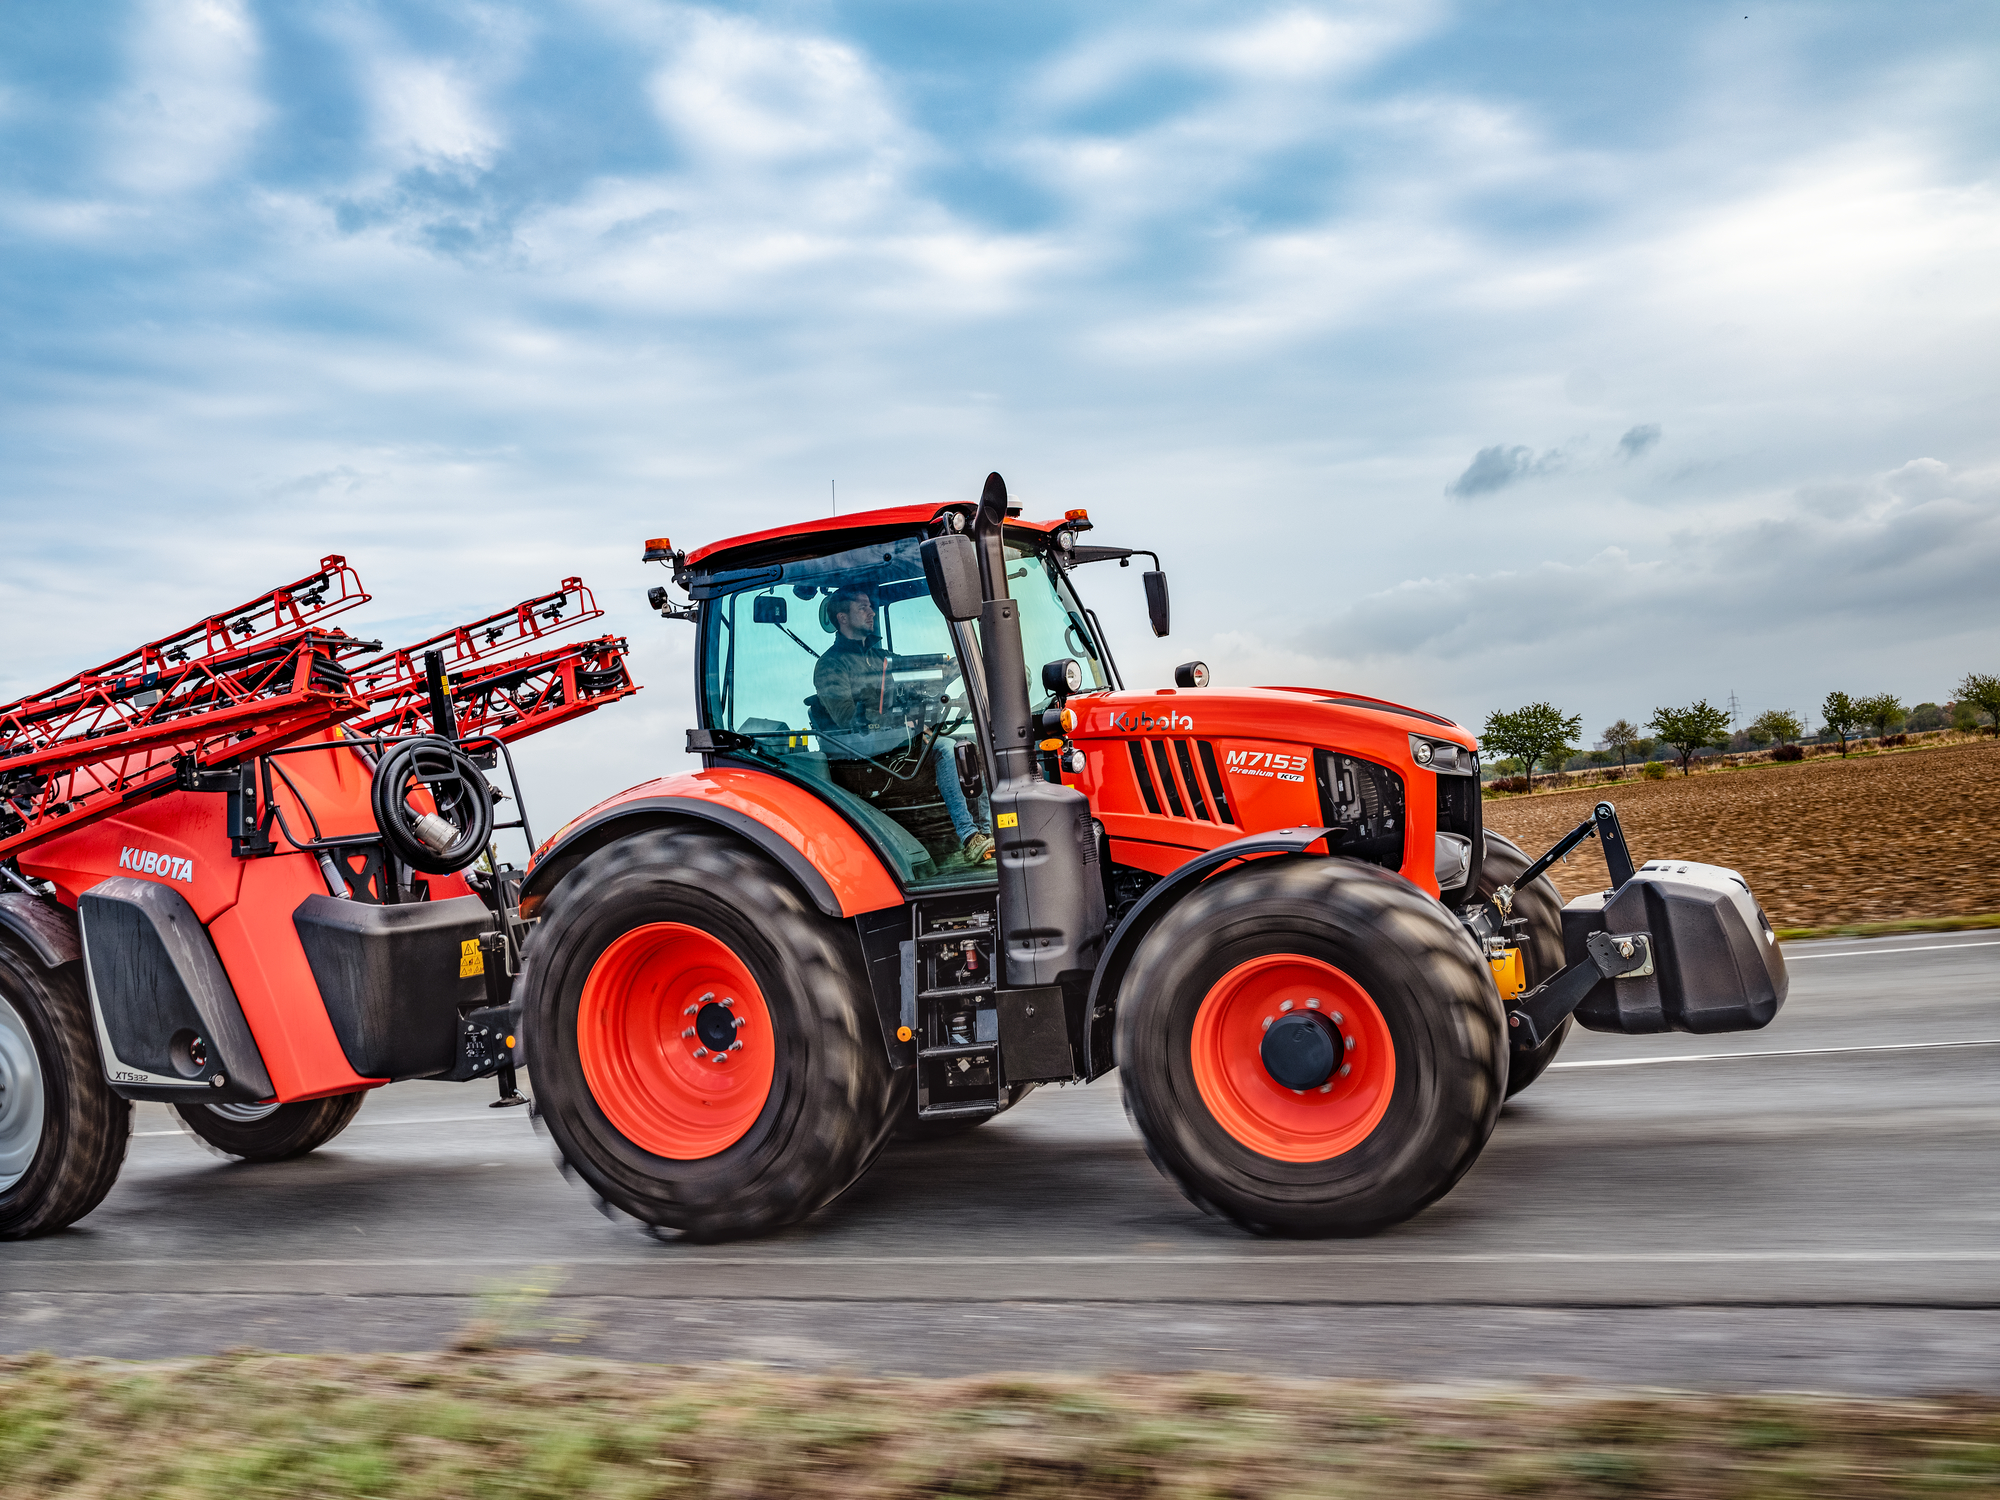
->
xmin=1121 ymin=739 xmax=1236 ymax=826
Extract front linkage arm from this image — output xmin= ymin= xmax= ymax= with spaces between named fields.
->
xmin=1506 ymin=929 xmax=1653 ymax=1049
xmin=1493 ymin=800 xmax=1649 ymax=1051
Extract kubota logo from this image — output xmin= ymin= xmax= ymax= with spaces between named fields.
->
xmin=1106 ymin=709 xmax=1192 ymax=733
xmin=120 ymin=847 xmax=194 ymax=882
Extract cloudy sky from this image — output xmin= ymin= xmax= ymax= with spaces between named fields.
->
xmin=4 ymin=1 xmax=1997 ymax=831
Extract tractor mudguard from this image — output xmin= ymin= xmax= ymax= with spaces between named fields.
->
xmin=1560 ymin=861 xmax=1788 ymax=1034
xmin=0 ymin=893 xmax=81 ymax=968
xmin=517 ymin=768 xmax=904 ymax=921
xmin=75 ymin=877 xmax=275 ymax=1103
xmin=1083 ymin=825 xmax=1335 ymax=1078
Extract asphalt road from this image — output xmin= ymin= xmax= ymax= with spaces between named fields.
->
xmin=4 ymin=930 xmax=1996 ymax=1391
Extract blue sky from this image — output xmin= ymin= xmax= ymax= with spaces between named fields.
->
xmin=4 ymin=1 xmax=1997 ymax=828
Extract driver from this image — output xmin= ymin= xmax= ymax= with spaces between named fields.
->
xmin=815 ymin=585 xmax=993 ymax=863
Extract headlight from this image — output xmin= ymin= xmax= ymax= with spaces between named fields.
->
xmin=1410 ymin=734 xmax=1476 ymax=775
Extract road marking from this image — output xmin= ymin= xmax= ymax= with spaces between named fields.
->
xmin=133 ymin=1113 xmax=522 ymax=1138
xmin=1552 ymin=1038 xmax=2000 ymax=1070
xmin=23 ymin=1250 xmax=2000 ymax=1269
xmin=1787 ymin=940 xmax=2000 ymax=960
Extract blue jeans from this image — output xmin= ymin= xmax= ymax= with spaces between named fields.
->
xmin=935 ymin=742 xmax=979 ymax=843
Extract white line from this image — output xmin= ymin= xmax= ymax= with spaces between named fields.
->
xmin=22 ymin=1251 xmax=2000 ymax=1269
xmin=133 ymin=1113 xmax=521 ymax=1138
xmin=1551 ymin=1038 xmax=2000 ymax=1070
xmin=1787 ymin=939 xmax=2000 ymax=960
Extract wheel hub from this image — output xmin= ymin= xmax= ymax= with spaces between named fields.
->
xmin=693 ymin=998 xmax=740 ymax=1055
xmin=1260 ymin=1008 xmax=1344 ymax=1090
xmin=0 ymin=994 xmax=46 ymax=1193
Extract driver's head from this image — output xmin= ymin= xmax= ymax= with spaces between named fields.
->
xmin=829 ymin=586 xmax=877 ymax=641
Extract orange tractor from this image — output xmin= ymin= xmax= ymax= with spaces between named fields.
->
xmin=518 ymin=474 xmax=1789 ymax=1240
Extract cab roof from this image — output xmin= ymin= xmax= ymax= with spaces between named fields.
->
xmin=684 ymin=503 xmax=1061 ymax=571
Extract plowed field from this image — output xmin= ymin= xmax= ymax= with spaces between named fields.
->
xmin=1482 ymin=739 xmax=2000 ymax=929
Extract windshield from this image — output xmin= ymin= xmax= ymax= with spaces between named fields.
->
xmin=698 ymin=527 xmax=1107 ymax=888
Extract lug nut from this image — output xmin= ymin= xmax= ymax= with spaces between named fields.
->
xmin=1279 ymin=1000 xmax=1294 ymax=1012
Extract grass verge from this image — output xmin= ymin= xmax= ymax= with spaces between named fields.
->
xmin=4 ymin=1352 xmax=2000 ymax=1498
xmin=1775 ymin=911 xmax=2000 ymax=941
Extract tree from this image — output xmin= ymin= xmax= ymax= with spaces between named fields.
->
xmin=1908 ymin=702 xmax=1944 ymax=732
xmin=1649 ymin=700 xmax=1731 ymax=776
xmin=1854 ymin=692 xmax=1905 ymax=741
xmin=1959 ymin=672 xmax=2000 ymax=736
xmin=1602 ymin=718 xmax=1641 ymax=771
xmin=1821 ymin=691 xmax=1862 ymax=756
xmin=1750 ymin=708 xmax=1804 ymax=747
xmin=1481 ymin=703 xmax=1583 ymax=787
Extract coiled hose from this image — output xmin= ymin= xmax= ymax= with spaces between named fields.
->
xmin=369 ymin=736 xmax=494 ymax=875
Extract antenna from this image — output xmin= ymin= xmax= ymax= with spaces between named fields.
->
xmin=831 ymin=479 xmax=837 ymax=516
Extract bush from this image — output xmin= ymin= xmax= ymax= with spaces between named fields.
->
xmin=1772 ymin=744 xmax=1804 ymax=762
xmin=1640 ymin=761 xmax=1669 ymax=781
xmin=1485 ymin=776 xmax=1530 ymax=794
xmin=1882 ymin=733 xmax=1908 ymax=747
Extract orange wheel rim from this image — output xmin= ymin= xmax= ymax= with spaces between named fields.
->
xmin=577 ymin=923 xmax=775 ymax=1159
xmin=1190 ymin=954 xmax=1395 ymax=1163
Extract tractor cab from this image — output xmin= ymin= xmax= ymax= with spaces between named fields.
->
xmin=682 ymin=508 xmax=1109 ymax=889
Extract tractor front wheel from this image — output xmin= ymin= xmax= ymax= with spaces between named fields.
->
xmin=1117 ymin=857 xmax=1506 ymax=1237
xmin=0 ymin=940 xmax=130 ymax=1240
xmin=520 ymin=827 xmax=898 ymax=1241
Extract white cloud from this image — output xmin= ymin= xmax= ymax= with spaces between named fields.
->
xmin=101 ymin=0 xmax=267 ymax=194
xmin=368 ymin=55 xmax=504 ymax=171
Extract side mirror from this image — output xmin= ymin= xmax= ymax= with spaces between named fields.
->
xmin=921 ymin=534 xmax=984 ymax=621
xmin=752 ymin=595 xmax=787 ymax=625
xmin=1143 ymin=570 xmax=1170 ymax=637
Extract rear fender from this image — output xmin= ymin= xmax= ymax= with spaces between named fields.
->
xmin=0 ymin=893 xmax=80 ymax=968
xmin=518 ymin=768 xmax=904 ymax=921
xmin=1083 ymin=826 xmax=1335 ymax=1079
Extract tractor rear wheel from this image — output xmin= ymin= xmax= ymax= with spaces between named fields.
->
xmin=1117 ymin=857 xmax=1505 ymax=1237
xmin=0 ymin=940 xmax=130 ymax=1240
xmin=521 ymin=827 xmax=898 ymax=1241
xmin=1480 ymin=831 xmax=1570 ymax=1097
xmin=172 ymin=1091 xmax=367 ymax=1161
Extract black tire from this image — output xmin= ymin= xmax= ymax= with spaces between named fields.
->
xmin=172 ymin=1091 xmax=367 ymax=1161
xmin=1116 ymin=857 xmax=1506 ymax=1237
xmin=0 ymin=940 xmax=130 ymax=1240
xmin=520 ymin=827 xmax=899 ymax=1241
xmin=1479 ymin=831 xmax=1571 ymax=1096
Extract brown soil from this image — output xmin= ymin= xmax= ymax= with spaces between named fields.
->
xmin=1483 ymin=739 xmax=2000 ymax=928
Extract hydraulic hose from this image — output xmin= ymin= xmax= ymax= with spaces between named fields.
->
xmin=370 ymin=736 xmax=494 ymax=875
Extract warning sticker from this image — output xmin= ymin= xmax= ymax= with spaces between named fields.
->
xmin=460 ymin=938 xmax=485 ymax=978
xmin=995 ymin=813 xmax=1019 ymax=828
